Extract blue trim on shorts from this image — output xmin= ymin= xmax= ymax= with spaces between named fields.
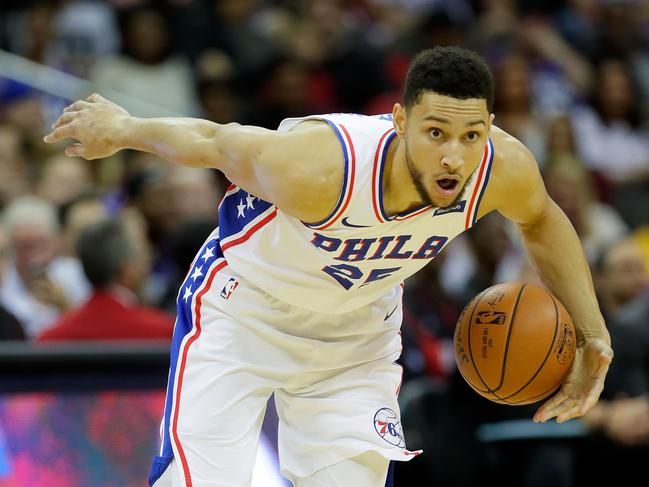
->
xmin=148 ymin=236 xmax=224 ymax=486
xmin=385 ymin=461 xmax=394 ymax=487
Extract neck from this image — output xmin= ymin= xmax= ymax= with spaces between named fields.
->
xmin=382 ymin=135 xmax=425 ymax=216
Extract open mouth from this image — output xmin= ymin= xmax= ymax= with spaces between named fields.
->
xmin=436 ymin=178 xmax=459 ymax=191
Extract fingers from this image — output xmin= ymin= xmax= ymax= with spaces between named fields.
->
xmin=86 ymin=93 xmax=106 ymax=103
xmin=43 ymin=123 xmax=77 ymax=143
xmin=557 ymin=403 xmax=583 ymax=423
xmin=65 ymin=143 xmax=86 ymax=158
xmin=63 ymin=100 xmax=90 ymax=113
xmin=51 ymin=112 xmax=76 ymax=129
xmin=534 ymin=390 xmax=567 ymax=422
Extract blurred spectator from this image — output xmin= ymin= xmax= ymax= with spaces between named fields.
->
xmin=0 ymin=223 xmax=26 ymax=340
xmin=594 ymin=238 xmax=648 ymax=322
xmin=124 ymin=157 xmax=177 ymax=249
xmin=0 ymin=196 xmax=89 ymax=338
xmin=492 ymin=52 xmax=546 ymax=162
xmin=0 ymin=78 xmax=49 ymax=151
xmin=580 ymin=238 xmax=649 ymax=485
xmin=572 ymin=59 xmax=649 ymax=183
xmin=517 ymin=17 xmax=593 ymax=113
xmin=89 ymin=4 xmax=199 ymax=116
xmin=544 ymin=155 xmax=628 ymax=264
xmin=123 ymin=157 xmax=223 ymax=303
xmin=194 ymin=49 xmax=248 ymax=124
xmin=280 ymin=0 xmax=386 ymax=113
xmin=553 ymin=0 xmax=601 ymax=61
xmin=35 ymin=154 xmax=93 ymax=207
xmin=0 ymin=122 xmax=29 ymax=208
xmin=571 ymin=59 xmax=649 ymax=228
xmin=545 ymin=115 xmax=577 ymax=160
xmin=2 ymin=1 xmax=55 ymax=64
xmin=50 ymin=0 xmax=120 ymax=77
xmin=167 ymin=165 xmax=223 ymax=225
xmin=38 ymin=216 xmax=173 ymax=341
xmin=58 ymin=192 xmax=109 ymax=257
xmin=248 ymin=57 xmax=321 ymax=129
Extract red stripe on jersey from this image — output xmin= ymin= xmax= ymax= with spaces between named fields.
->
xmin=221 ymin=208 xmax=278 ymax=252
xmin=393 ymin=204 xmax=432 ymax=221
xmin=464 ymin=144 xmax=489 ymax=229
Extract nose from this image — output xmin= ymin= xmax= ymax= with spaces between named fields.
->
xmin=441 ymin=139 xmax=464 ymax=172
xmin=441 ymin=154 xmax=464 ymax=172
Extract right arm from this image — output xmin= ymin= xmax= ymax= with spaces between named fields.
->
xmin=44 ymin=94 xmax=343 ymax=222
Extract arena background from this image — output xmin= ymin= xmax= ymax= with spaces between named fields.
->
xmin=1 ymin=0 xmax=649 ymax=486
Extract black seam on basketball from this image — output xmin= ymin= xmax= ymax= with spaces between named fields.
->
xmin=467 ymin=285 xmax=525 ymax=398
xmin=465 ymin=289 xmax=492 ymax=393
xmin=500 ymin=288 xmax=560 ymax=401
xmin=490 ymin=283 xmax=527 ymax=397
xmin=508 ymin=369 xmax=569 ymax=405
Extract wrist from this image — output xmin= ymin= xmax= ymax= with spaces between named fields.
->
xmin=576 ymin=328 xmax=611 ymax=348
xmin=115 ymin=116 xmax=140 ymax=151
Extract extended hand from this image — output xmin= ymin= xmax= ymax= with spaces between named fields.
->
xmin=533 ymin=337 xmax=613 ymax=423
xmin=605 ymin=395 xmax=649 ymax=446
xmin=43 ymin=93 xmax=130 ymax=160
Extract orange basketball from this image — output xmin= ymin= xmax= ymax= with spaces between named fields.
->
xmin=453 ymin=282 xmax=576 ymax=405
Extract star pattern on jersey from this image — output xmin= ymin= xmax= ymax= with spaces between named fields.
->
xmin=190 ymin=265 xmax=203 ymax=281
xmin=237 ymin=199 xmax=246 ymax=218
xmin=182 ymin=285 xmax=193 ymax=303
xmin=245 ymin=193 xmax=256 ymax=209
xmin=235 ymin=193 xmax=258 ymax=218
xmin=201 ymin=247 xmax=214 ymax=262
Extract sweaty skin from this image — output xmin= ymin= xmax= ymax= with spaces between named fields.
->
xmin=44 ymin=93 xmax=613 ymax=423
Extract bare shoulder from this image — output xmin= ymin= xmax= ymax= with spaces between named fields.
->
xmin=260 ymin=120 xmax=345 ymax=222
xmin=478 ymin=126 xmax=548 ymax=224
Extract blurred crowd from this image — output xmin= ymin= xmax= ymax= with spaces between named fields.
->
xmin=1 ymin=0 xmax=649 ymax=485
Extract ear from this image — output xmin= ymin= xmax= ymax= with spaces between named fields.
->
xmin=392 ymin=103 xmax=406 ymax=136
xmin=488 ymin=113 xmax=495 ymax=134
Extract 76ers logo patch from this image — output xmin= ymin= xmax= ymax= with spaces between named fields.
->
xmin=374 ymin=408 xmax=405 ymax=448
xmin=220 ymin=277 xmax=239 ymax=300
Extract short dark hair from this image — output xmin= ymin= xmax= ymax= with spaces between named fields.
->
xmin=77 ymin=218 xmax=135 ymax=289
xmin=403 ymin=46 xmax=494 ymax=111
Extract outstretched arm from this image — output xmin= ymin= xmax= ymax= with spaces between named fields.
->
xmin=482 ymin=132 xmax=613 ymax=423
xmin=43 ymin=94 xmax=343 ymax=222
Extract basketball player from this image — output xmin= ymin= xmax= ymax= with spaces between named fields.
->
xmin=44 ymin=47 xmax=613 ymax=487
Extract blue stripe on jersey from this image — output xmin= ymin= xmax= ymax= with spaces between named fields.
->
xmin=219 ymin=188 xmax=274 ymax=242
xmin=303 ymin=120 xmax=350 ymax=228
xmin=148 ymin=237 xmax=224 ymax=486
xmin=376 ymin=131 xmax=397 ymax=222
xmin=470 ymin=138 xmax=495 ymax=227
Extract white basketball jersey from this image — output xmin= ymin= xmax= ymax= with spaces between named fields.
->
xmin=217 ymin=113 xmax=494 ymax=313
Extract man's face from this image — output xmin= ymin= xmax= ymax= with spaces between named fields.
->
xmin=604 ymin=241 xmax=648 ymax=306
xmin=9 ymin=224 xmax=57 ymax=282
xmin=394 ymin=92 xmax=491 ymax=208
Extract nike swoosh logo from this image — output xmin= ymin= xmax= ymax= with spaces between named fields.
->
xmin=384 ymin=304 xmax=399 ymax=321
xmin=341 ymin=217 xmax=370 ymax=228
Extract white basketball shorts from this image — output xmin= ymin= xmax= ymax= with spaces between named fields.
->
xmin=148 ymin=234 xmax=421 ymax=486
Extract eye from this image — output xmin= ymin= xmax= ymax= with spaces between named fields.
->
xmin=430 ymin=128 xmax=442 ymax=138
xmin=466 ymin=131 xmax=480 ymax=141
